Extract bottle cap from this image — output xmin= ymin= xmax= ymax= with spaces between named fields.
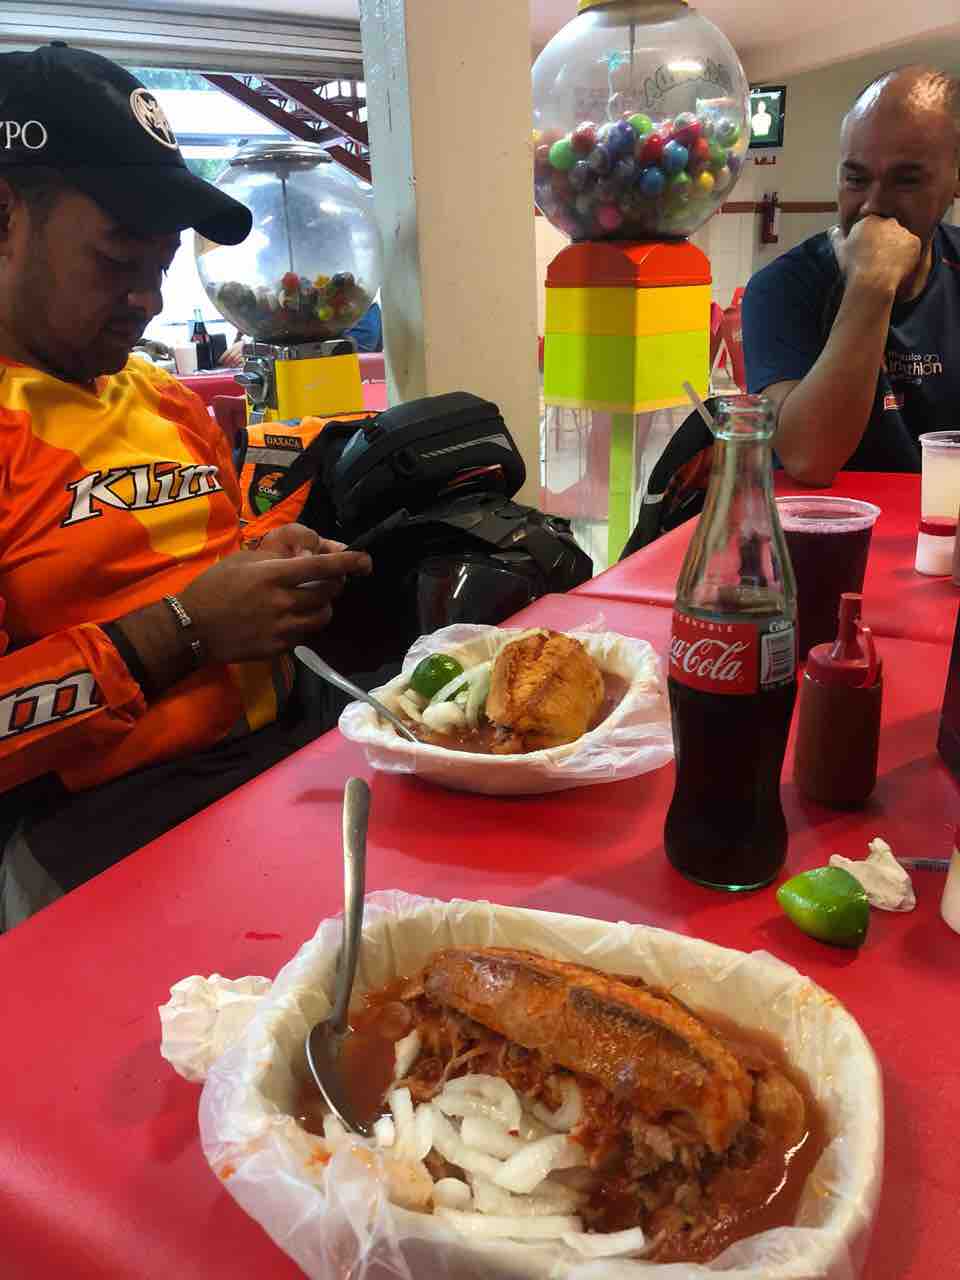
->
xmin=806 ymin=593 xmax=881 ymax=688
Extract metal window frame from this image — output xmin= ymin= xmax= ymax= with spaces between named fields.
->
xmin=0 ymin=2 xmax=363 ymax=78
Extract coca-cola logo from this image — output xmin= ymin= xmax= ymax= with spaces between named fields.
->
xmin=670 ymin=636 xmax=749 ymax=683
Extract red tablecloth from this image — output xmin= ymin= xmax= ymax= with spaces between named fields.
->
xmin=1 ymin=590 xmax=958 ymax=1279
xmin=576 ymin=472 xmax=960 ymax=646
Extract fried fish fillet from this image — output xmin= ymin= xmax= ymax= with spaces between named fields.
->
xmin=422 ymin=947 xmax=753 ymax=1154
xmin=486 ymin=630 xmax=604 ymax=753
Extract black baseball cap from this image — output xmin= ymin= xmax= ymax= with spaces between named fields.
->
xmin=0 ymin=43 xmax=251 ymax=245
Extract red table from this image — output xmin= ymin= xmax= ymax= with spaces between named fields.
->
xmin=576 ymin=472 xmax=960 ymax=646
xmin=1 ymin=582 xmax=958 ymax=1279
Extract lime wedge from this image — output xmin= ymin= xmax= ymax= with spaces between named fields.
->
xmin=409 ymin=653 xmax=464 ymax=700
xmin=776 ymin=867 xmax=870 ymax=948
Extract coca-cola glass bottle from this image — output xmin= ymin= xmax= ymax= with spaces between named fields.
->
xmin=665 ymin=394 xmax=797 ymax=891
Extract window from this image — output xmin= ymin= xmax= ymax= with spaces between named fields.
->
xmin=125 ymin=68 xmax=287 ymax=350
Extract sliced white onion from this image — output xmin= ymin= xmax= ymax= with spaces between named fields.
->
xmin=373 ymin=1115 xmax=396 ymax=1149
xmin=436 ymin=1074 xmax=522 ymax=1132
xmin=492 ymin=1135 xmax=586 ymax=1195
xmin=531 ymin=1078 xmax=583 ymax=1133
xmin=413 ymin=1103 xmax=434 ymax=1162
xmin=433 ymin=1178 xmax=473 ymax=1211
xmin=421 ymin=702 xmax=467 ymax=734
xmin=471 ymin=1176 xmax=582 ymax=1218
xmin=403 ymin=688 xmax=429 ymax=710
xmin=515 ymin=1113 xmax=553 ymax=1142
xmin=464 ymin=664 xmax=492 ymax=729
xmin=393 ymin=1028 xmax=422 ymax=1081
xmin=429 ymin=667 xmax=472 ymax=706
xmin=435 ymin=1209 xmax=582 ymax=1241
xmin=397 ymin=693 xmax=424 ymax=723
xmin=561 ymin=1227 xmax=649 ymax=1258
xmin=460 ymin=1116 xmax=524 ymax=1160
xmin=428 ymin=1105 xmax=503 ymax=1181
xmin=388 ymin=1087 xmax=417 ymax=1159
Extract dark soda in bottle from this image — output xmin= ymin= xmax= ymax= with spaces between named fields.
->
xmin=665 ymin=395 xmax=797 ymax=891
xmin=190 ymin=306 xmax=213 ymax=371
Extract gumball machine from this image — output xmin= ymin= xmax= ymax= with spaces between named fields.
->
xmin=196 ymin=141 xmax=383 ymax=423
xmin=534 ymin=0 xmax=750 ymax=567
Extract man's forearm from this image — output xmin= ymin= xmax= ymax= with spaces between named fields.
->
xmin=774 ymin=277 xmax=897 ymax=485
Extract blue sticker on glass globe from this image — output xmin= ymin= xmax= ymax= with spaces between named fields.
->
xmin=661 ymin=141 xmax=689 ymax=174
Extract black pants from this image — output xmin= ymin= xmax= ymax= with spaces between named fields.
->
xmin=17 ymin=661 xmax=399 ymax=894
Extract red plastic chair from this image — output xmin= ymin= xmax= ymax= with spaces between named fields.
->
xmin=720 ymin=302 xmax=747 ymax=392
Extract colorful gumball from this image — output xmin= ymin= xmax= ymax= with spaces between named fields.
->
xmin=693 ymin=170 xmax=715 ymax=196
xmin=667 ymin=171 xmax=692 ymax=200
xmin=595 ymin=177 xmax=618 ymax=202
xmin=614 ymin=157 xmax=637 ymax=188
xmin=672 ymin=112 xmax=702 ymax=147
xmin=638 ymin=131 xmax=666 ymax=165
xmin=551 ymin=168 xmax=573 ymax=199
xmin=690 ymin=137 xmax=711 ymax=166
xmin=628 ymin=113 xmax=654 ymax=137
xmin=588 ymin=144 xmax=613 ymax=175
xmin=661 ymin=141 xmax=689 ymax=174
xmin=597 ymin=121 xmax=615 ymax=143
xmin=700 ymin=116 xmax=716 ymax=140
xmin=575 ymin=192 xmax=597 ymax=218
xmin=596 ymin=203 xmax=624 ymax=232
xmin=707 ymin=141 xmax=727 ymax=172
xmin=549 ymin=137 xmax=576 ymax=170
xmin=609 ymin=119 xmax=636 ymax=156
xmin=569 ymin=159 xmax=593 ymax=191
xmin=572 ymin=121 xmax=597 ymax=154
xmin=637 ymin=165 xmax=666 ymax=198
xmin=727 ymin=153 xmax=743 ymax=177
xmin=716 ymin=119 xmax=741 ymax=147
xmin=713 ymin=165 xmax=732 ymax=194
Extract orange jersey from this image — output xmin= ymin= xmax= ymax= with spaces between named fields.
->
xmin=0 ymin=356 xmax=290 ymax=794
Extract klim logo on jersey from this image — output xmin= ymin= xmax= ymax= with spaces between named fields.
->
xmin=0 ymin=671 xmax=100 ymax=741
xmin=63 ymin=462 xmax=223 ymax=526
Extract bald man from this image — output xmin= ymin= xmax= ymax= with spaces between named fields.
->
xmin=743 ymin=67 xmax=960 ymax=484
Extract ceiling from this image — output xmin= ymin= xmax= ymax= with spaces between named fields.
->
xmin=118 ymin=0 xmax=960 ymax=83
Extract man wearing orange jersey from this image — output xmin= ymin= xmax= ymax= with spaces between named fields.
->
xmin=0 ymin=46 xmax=372 ymax=926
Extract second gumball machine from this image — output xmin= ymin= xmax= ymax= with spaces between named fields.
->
xmin=195 ymin=141 xmax=383 ymax=424
xmin=534 ymin=0 xmax=750 ymax=567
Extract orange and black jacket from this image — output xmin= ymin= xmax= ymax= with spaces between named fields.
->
xmin=0 ymin=356 xmax=291 ymax=795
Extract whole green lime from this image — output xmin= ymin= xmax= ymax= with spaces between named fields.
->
xmin=409 ymin=653 xmax=464 ymax=700
xmin=776 ymin=866 xmax=870 ymax=948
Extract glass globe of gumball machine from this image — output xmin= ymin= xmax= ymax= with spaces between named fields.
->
xmin=534 ymin=0 xmax=749 ymax=569
xmin=196 ymin=141 xmax=383 ymax=423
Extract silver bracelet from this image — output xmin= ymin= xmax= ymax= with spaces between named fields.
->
xmin=163 ymin=595 xmax=204 ymax=669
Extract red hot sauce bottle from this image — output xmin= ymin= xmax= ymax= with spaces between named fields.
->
xmin=793 ymin=592 xmax=883 ymax=809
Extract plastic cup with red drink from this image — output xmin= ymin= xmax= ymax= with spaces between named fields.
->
xmin=776 ymin=496 xmax=881 ymax=659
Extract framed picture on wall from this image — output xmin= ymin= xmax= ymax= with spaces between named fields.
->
xmin=749 ymin=85 xmax=786 ymax=149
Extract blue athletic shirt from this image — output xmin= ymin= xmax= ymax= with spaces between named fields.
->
xmin=742 ymin=222 xmax=960 ymax=472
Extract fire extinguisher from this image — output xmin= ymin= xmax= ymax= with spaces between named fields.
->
xmin=760 ymin=190 xmax=780 ymax=245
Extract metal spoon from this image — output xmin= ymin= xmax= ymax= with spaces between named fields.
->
xmin=305 ymin=776 xmax=374 ymax=1137
xmin=294 ymin=645 xmax=418 ymax=744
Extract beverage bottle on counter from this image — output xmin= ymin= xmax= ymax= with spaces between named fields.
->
xmin=189 ymin=306 xmax=213 ymax=371
xmin=665 ymin=394 xmax=798 ymax=891
xmin=793 ymin=593 xmax=883 ymax=809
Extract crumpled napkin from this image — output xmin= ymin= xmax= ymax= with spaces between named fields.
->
xmin=829 ymin=837 xmax=916 ymax=912
xmin=159 ymin=974 xmax=272 ymax=1082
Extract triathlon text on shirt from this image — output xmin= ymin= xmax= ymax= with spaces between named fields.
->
xmin=62 ymin=462 xmax=223 ymax=526
xmin=885 ymin=351 xmax=944 ymax=380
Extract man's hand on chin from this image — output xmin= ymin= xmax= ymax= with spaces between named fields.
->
xmin=830 ymin=216 xmax=923 ymax=298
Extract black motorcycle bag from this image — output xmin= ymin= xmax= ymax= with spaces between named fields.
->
xmin=328 ymin=391 xmax=526 ymax=537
